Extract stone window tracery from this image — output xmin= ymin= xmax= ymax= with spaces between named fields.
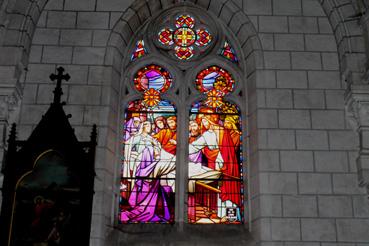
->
xmin=157 ymin=14 xmax=212 ymax=60
xmin=120 ymin=7 xmax=246 ymax=225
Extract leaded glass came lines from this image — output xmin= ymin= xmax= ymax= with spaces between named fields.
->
xmin=220 ymin=41 xmax=238 ymax=62
xmin=157 ymin=14 xmax=212 ymax=60
xmin=131 ymin=40 xmax=147 ymax=61
xmin=188 ymin=66 xmax=243 ymax=224
xmin=120 ymin=65 xmax=176 ymax=224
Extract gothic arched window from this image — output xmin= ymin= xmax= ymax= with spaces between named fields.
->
xmin=188 ymin=66 xmax=243 ymax=224
xmin=120 ymin=65 xmax=176 ymax=223
xmin=119 ymin=7 xmax=245 ymax=225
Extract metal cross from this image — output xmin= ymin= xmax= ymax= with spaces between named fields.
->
xmin=49 ymin=67 xmax=70 ymax=104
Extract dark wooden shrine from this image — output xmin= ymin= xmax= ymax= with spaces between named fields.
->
xmin=0 ymin=67 xmax=97 ymax=246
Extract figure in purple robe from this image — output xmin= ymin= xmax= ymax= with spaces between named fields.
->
xmin=123 ymin=117 xmax=141 ymax=141
xmin=121 ymin=121 xmax=175 ymax=223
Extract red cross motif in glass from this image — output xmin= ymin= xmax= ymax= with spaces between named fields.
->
xmin=157 ymin=14 xmax=212 ymax=60
xmin=173 ymin=28 xmax=196 ymax=47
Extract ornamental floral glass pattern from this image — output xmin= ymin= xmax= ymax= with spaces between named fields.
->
xmin=188 ymin=66 xmax=244 ymax=224
xmin=120 ymin=65 xmax=176 ymax=223
xmin=157 ymin=14 xmax=212 ymax=60
xmin=134 ymin=65 xmax=172 ymax=92
xmin=220 ymin=41 xmax=238 ymax=63
xmin=131 ymin=40 xmax=147 ymax=61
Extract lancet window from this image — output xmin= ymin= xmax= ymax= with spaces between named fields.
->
xmin=120 ymin=65 xmax=176 ymax=223
xmin=188 ymin=66 xmax=243 ymax=224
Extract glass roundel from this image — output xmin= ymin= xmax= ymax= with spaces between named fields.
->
xmin=173 ymin=28 xmax=196 ymax=47
xmin=134 ymin=65 xmax=172 ymax=94
xmin=175 ymin=14 xmax=195 ymax=28
xmin=196 ymin=66 xmax=235 ymax=95
xmin=175 ymin=46 xmax=194 ymax=60
xmin=158 ymin=28 xmax=174 ymax=46
xmin=195 ymin=29 xmax=212 ymax=47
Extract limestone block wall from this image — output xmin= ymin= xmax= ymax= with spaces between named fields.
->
xmin=245 ymin=0 xmax=369 ymax=244
xmin=0 ymin=0 xmax=368 ymax=245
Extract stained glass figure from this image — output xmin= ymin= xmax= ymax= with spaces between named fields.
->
xmin=157 ymin=14 xmax=212 ymax=60
xmin=220 ymin=41 xmax=238 ymax=62
xmin=121 ymin=103 xmax=177 ymax=224
xmin=188 ymin=67 xmax=243 ymax=224
xmin=120 ymin=65 xmax=176 ymax=224
xmin=120 ymin=99 xmax=177 ymax=224
xmin=131 ymin=40 xmax=147 ymax=61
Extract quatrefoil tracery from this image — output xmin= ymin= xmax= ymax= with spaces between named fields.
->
xmin=157 ymin=14 xmax=212 ymax=60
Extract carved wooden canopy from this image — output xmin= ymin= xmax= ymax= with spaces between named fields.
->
xmin=0 ymin=67 xmax=96 ymax=246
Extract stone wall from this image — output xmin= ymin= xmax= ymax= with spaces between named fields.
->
xmin=0 ymin=0 xmax=368 ymax=245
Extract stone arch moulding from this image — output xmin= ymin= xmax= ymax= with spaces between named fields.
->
xmin=1 ymin=0 xmax=49 ymax=66
xmin=0 ymin=0 xmax=50 ymax=145
xmin=318 ymin=0 xmax=369 ymax=196
xmin=104 ymin=0 xmax=264 ymax=242
xmin=319 ymin=0 xmax=367 ymax=84
xmin=105 ymin=0 xmax=264 ymax=79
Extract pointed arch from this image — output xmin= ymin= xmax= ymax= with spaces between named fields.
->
xmin=112 ymin=2 xmax=257 ymax=235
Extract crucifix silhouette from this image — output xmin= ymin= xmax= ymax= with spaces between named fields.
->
xmin=49 ymin=67 xmax=70 ymax=104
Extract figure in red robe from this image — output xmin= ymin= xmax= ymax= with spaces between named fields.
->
xmin=153 ymin=116 xmax=177 ymax=155
xmin=196 ymin=109 xmax=241 ymax=207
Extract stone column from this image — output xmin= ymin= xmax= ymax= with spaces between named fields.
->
xmin=347 ymin=5 xmax=369 ymax=197
xmin=346 ymin=85 xmax=369 ymax=196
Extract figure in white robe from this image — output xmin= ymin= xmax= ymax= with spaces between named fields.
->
xmin=121 ymin=121 xmax=176 ymax=223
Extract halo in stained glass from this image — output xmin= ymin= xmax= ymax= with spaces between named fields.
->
xmin=174 ymin=46 xmax=194 ymax=60
xmin=175 ymin=14 xmax=195 ymax=28
xmin=134 ymin=65 xmax=172 ymax=93
xmin=131 ymin=40 xmax=147 ymax=61
xmin=158 ymin=28 xmax=174 ymax=46
xmin=196 ymin=66 xmax=235 ymax=95
xmin=173 ymin=27 xmax=196 ymax=47
xmin=195 ymin=28 xmax=212 ymax=47
xmin=220 ymin=41 xmax=238 ymax=62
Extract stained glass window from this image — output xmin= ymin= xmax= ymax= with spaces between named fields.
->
xmin=123 ymin=9 xmax=246 ymax=226
xmin=131 ymin=40 xmax=147 ymax=61
xmin=120 ymin=65 xmax=176 ymax=223
xmin=188 ymin=66 xmax=244 ymax=224
xmin=220 ymin=41 xmax=238 ymax=62
xmin=157 ymin=14 xmax=213 ymax=60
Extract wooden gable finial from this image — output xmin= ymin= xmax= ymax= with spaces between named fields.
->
xmin=49 ymin=67 xmax=70 ymax=104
